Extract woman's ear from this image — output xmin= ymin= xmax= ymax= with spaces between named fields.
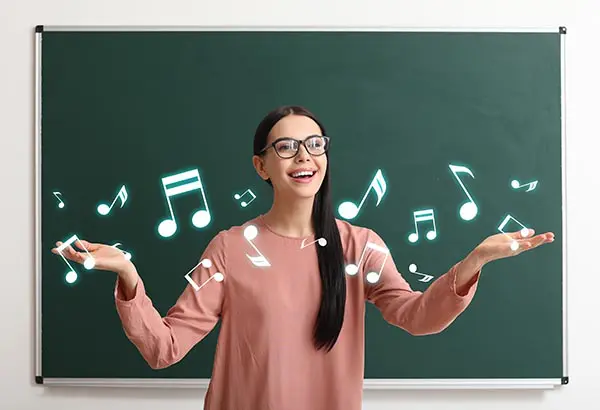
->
xmin=252 ymin=155 xmax=269 ymax=181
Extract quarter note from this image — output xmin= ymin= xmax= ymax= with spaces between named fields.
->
xmin=300 ymin=237 xmax=327 ymax=249
xmin=511 ymin=179 xmax=538 ymax=192
xmin=234 ymin=189 xmax=256 ymax=207
xmin=55 ymin=234 xmax=95 ymax=284
xmin=449 ymin=164 xmax=478 ymax=221
xmin=408 ymin=263 xmax=434 ymax=283
xmin=408 ymin=209 xmax=437 ymax=243
xmin=53 ymin=191 xmax=65 ymax=209
xmin=338 ymin=169 xmax=387 ymax=220
xmin=111 ymin=243 xmax=132 ymax=261
xmin=157 ymin=169 xmax=211 ymax=238
xmin=97 ymin=185 xmax=128 ymax=216
xmin=345 ymin=241 xmax=389 ymax=284
xmin=184 ymin=258 xmax=224 ymax=291
xmin=243 ymin=225 xmax=271 ymax=267
xmin=497 ymin=213 xmax=532 ymax=251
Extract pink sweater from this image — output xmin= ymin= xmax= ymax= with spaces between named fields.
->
xmin=114 ymin=215 xmax=480 ymax=410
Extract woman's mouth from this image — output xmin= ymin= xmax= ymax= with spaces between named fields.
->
xmin=288 ymin=169 xmax=317 ymax=184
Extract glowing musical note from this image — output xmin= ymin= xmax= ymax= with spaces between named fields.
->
xmin=243 ymin=225 xmax=271 ymax=267
xmin=234 ymin=189 xmax=256 ymax=207
xmin=111 ymin=243 xmax=132 ymax=261
xmin=408 ymin=263 xmax=434 ymax=283
xmin=184 ymin=258 xmax=224 ymax=291
xmin=300 ymin=237 xmax=327 ymax=249
xmin=345 ymin=241 xmax=389 ymax=284
xmin=55 ymin=234 xmax=95 ymax=284
xmin=511 ymin=179 xmax=538 ymax=192
xmin=157 ymin=169 xmax=211 ymax=238
xmin=449 ymin=164 xmax=478 ymax=221
xmin=53 ymin=191 xmax=65 ymax=209
xmin=497 ymin=213 xmax=532 ymax=251
xmin=338 ymin=169 xmax=387 ymax=220
xmin=408 ymin=209 xmax=437 ymax=243
xmin=97 ymin=185 xmax=128 ymax=216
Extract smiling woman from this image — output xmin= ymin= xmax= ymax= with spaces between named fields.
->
xmin=51 ymin=104 xmax=554 ymax=410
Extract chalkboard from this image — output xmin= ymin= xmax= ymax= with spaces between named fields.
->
xmin=35 ymin=26 xmax=568 ymax=388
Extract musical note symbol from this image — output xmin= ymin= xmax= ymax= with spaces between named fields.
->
xmin=111 ymin=243 xmax=132 ymax=261
xmin=300 ymin=237 xmax=327 ymax=249
xmin=408 ymin=263 xmax=434 ymax=283
xmin=55 ymin=234 xmax=95 ymax=284
xmin=338 ymin=169 xmax=387 ymax=220
xmin=97 ymin=185 xmax=128 ymax=216
xmin=184 ymin=258 xmax=224 ymax=291
xmin=157 ymin=169 xmax=211 ymax=238
xmin=234 ymin=189 xmax=256 ymax=207
xmin=408 ymin=209 xmax=437 ymax=243
xmin=243 ymin=225 xmax=271 ymax=267
xmin=345 ymin=241 xmax=389 ymax=284
xmin=497 ymin=213 xmax=532 ymax=251
xmin=449 ymin=164 xmax=478 ymax=221
xmin=511 ymin=179 xmax=538 ymax=192
xmin=53 ymin=191 xmax=65 ymax=209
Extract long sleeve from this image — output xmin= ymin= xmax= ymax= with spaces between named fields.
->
xmin=363 ymin=229 xmax=480 ymax=336
xmin=113 ymin=230 xmax=228 ymax=369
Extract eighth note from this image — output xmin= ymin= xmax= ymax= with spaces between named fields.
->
xmin=234 ymin=189 xmax=256 ymax=207
xmin=55 ymin=234 xmax=95 ymax=284
xmin=449 ymin=164 xmax=478 ymax=221
xmin=111 ymin=243 xmax=132 ymax=261
xmin=497 ymin=213 xmax=532 ymax=251
xmin=53 ymin=191 xmax=65 ymax=209
xmin=345 ymin=241 xmax=389 ymax=284
xmin=300 ymin=237 xmax=327 ymax=249
xmin=97 ymin=185 xmax=128 ymax=216
xmin=243 ymin=225 xmax=271 ymax=267
xmin=338 ymin=169 xmax=387 ymax=220
xmin=408 ymin=209 xmax=437 ymax=243
xmin=184 ymin=258 xmax=224 ymax=291
xmin=157 ymin=169 xmax=211 ymax=238
xmin=511 ymin=179 xmax=538 ymax=192
xmin=408 ymin=263 xmax=434 ymax=283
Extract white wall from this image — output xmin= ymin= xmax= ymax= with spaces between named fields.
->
xmin=1 ymin=0 xmax=598 ymax=409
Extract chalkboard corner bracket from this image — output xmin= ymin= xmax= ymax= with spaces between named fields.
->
xmin=559 ymin=26 xmax=567 ymax=34
xmin=35 ymin=25 xmax=44 ymax=33
xmin=35 ymin=376 xmax=44 ymax=385
xmin=561 ymin=376 xmax=569 ymax=385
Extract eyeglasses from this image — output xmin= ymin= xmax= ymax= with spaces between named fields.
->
xmin=259 ymin=135 xmax=330 ymax=159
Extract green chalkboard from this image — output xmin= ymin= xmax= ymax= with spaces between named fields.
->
xmin=35 ymin=27 xmax=567 ymax=387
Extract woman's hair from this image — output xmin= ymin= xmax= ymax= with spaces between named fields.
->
xmin=253 ymin=105 xmax=346 ymax=352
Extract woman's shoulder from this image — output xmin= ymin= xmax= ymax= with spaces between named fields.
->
xmin=335 ymin=218 xmax=381 ymax=245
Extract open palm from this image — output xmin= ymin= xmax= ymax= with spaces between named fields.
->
xmin=51 ymin=239 xmax=133 ymax=274
xmin=476 ymin=228 xmax=555 ymax=265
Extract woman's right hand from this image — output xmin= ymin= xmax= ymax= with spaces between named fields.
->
xmin=51 ymin=239 xmax=135 ymax=277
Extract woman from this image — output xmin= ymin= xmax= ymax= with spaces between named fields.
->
xmin=52 ymin=105 xmax=554 ymax=410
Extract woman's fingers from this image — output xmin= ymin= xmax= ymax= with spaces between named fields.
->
xmin=75 ymin=239 xmax=99 ymax=252
xmin=53 ymin=241 xmax=84 ymax=263
xmin=515 ymin=233 xmax=553 ymax=251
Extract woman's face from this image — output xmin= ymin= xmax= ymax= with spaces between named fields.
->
xmin=253 ymin=114 xmax=328 ymax=201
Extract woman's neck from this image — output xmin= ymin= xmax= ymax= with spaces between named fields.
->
xmin=261 ymin=195 xmax=314 ymax=238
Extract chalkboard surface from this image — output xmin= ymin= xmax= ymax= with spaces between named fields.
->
xmin=35 ymin=27 xmax=567 ymax=387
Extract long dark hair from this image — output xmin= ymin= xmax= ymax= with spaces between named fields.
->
xmin=253 ymin=105 xmax=346 ymax=352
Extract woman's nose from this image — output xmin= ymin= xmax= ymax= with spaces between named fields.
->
xmin=295 ymin=145 xmax=312 ymax=161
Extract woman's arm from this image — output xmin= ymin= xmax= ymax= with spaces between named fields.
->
xmin=363 ymin=230 xmax=481 ymax=336
xmin=114 ymin=231 xmax=228 ymax=369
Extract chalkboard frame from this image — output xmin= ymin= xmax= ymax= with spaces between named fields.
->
xmin=33 ymin=25 xmax=568 ymax=389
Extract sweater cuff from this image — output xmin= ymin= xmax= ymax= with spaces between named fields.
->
xmin=450 ymin=262 xmax=481 ymax=298
xmin=114 ymin=275 xmax=144 ymax=306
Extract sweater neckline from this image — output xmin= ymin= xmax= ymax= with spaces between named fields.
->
xmin=255 ymin=214 xmax=316 ymax=242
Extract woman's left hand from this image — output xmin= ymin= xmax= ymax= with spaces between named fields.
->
xmin=475 ymin=228 xmax=555 ymax=266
